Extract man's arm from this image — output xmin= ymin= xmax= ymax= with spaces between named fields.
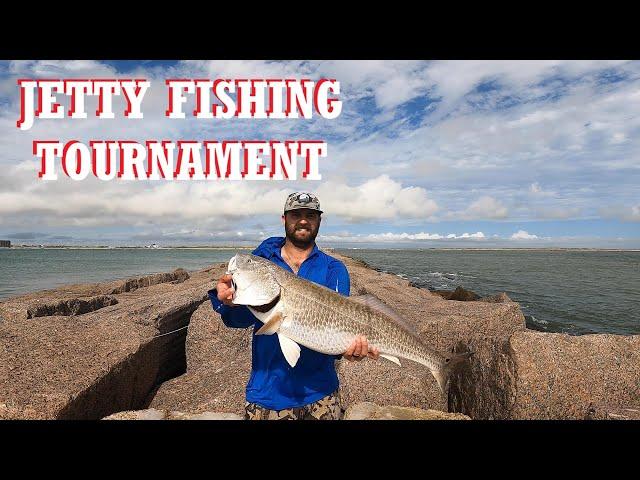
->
xmin=209 ymin=245 xmax=269 ymax=329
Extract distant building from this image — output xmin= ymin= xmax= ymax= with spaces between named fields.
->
xmin=0 ymin=240 xmax=10 ymax=248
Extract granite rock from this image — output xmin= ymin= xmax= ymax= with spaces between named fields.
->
xmin=344 ymin=402 xmax=471 ymax=420
xmin=103 ymin=408 xmax=242 ymax=420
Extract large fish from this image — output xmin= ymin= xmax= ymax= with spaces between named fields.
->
xmin=226 ymin=253 xmax=472 ymax=393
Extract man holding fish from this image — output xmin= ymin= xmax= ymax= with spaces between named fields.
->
xmin=209 ymin=191 xmax=380 ymax=420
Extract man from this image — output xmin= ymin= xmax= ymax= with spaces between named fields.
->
xmin=208 ymin=191 xmax=380 ymax=420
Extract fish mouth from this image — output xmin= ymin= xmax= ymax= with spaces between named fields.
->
xmin=226 ymin=255 xmax=239 ymax=300
xmin=226 ymin=254 xmax=238 ymax=275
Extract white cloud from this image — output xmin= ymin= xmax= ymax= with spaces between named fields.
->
xmin=8 ymin=60 xmax=116 ymax=77
xmin=599 ymin=204 xmax=640 ymax=222
xmin=508 ymin=109 xmax=562 ymax=128
xmin=316 ymin=175 xmax=438 ymax=220
xmin=1 ymin=60 xmax=639 ymax=242
xmin=511 ymin=230 xmax=539 ymax=240
xmin=0 ymin=161 xmax=436 ymax=227
xmin=312 ymin=60 xmax=428 ymax=112
xmin=422 ymin=60 xmax=630 ymax=119
xmin=464 ymin=196 xmax=508 ymax=219
xmin=318 ymin=231 xmax=485 ymax=242
xmin=528 ymin=183 xmax=557 ymax=198
xmin=611 ymin=132 xmax=627 ymax=144
xmin=458 ymin=232 xmax=485 ymax=238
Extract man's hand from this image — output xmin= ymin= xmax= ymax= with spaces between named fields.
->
xmin=344 ymin=335 xmax=380 ymax=362
xmin=216 ymin=274 xmax=237 ymax=306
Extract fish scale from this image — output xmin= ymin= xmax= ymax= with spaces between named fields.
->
xmin=228 ymin=253 xmax=473 ymax=392
xmin=281 ymin=281 xmax=439 ymax=367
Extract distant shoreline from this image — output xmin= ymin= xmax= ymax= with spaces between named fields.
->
xmin=4 ymin=245 xmax=255 ymax=250
xmin=332 ymin=247 xmax=640 ymax=252
xmin=2 ymin=245 xmax=639 ymax=252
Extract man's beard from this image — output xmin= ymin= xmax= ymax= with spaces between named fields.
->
xmin=285 ymin=222 xmax=319 ymax=248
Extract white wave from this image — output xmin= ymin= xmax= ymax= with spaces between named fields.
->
xmin=529 ymin=315 xmax=549 ymax=325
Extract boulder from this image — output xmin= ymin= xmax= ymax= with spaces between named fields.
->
xmin=448 ymin=286 xmax=481 ymax=301
xmin=149 ymin=301 xmax=253 ymax=416
xmin=480 ymin=292 xmax=513 ymax=303
xmin=26 ymin=295 xmax=119 ymax=318
xmin=334 ymin=253 xmax=526 ymax=416
xmin=0 ymin=267 xmax=196 ymax=322
xmin=109 ymin=268 xmax=190 ymax=294
xmin=508 ymin=331 xmax=640 ymax=419
xmin=344 ymin=402 xmax=470 ymax=420
xmin=449 ymin=331 xmax=640 ymax=419
xmin=585 ymin=404 xmax=640 ymax=420
xmin=430 ymin=286 xmax=481 ymax=301
xmin=5 ymin=249 xmax=637 ymax=422
xmin=103 ymin=408 xmax=242 ymax=420
xmin=0 ymin=265 xmax=220 ymax=419
xmin=152 ymin=254 xmax=526 ymax=418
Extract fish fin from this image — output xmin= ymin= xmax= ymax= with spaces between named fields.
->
xmin=255 ymin=311 xmax=283 ymax=335
xmin=433 ymin=349 xmax=474 ymax=393
xmin=379 ymin=354 xmax=401 ymax=367
xmin=350 ymin=294 xmax=418 ymax=334
xmin=278 ymin=334 xmax=301 ymax=368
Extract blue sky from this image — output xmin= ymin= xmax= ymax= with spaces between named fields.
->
xmin=0 ymin=60 xmax=639 ymax=247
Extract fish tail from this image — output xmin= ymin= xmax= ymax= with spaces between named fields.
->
xmin=432 ymin=349 xmax=474 ymax=393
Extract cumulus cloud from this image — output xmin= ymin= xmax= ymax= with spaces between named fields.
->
xmin=316 ymin=175 xmax=438 ymax=221
xmin=0 ymin=161 xmax=291 ymax=226
xmin=0 ymin=161 xmax=435 ymax=228
xmin=464 ymin=196 xmax=508 ymax=220
xmin=457 ymin=232 xmax=486 ymax=238
xmin=131 ymin=228 xmax=266 ymax=243
xmin=318 ymin=231 xmax=485 ymax=242
xmin=1 ymin=60 xmax=639 ymax=245
xmin=511 ymin=230 xmax=539 ymax=240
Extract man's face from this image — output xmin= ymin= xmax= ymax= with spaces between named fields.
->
xmin=282 ymin=209 xmax=321 ymax=248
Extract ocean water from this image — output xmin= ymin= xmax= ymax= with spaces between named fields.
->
xmin=335 ymin=248 xmax=639 ymax=336
xmin=0 ymin=248 xmax=250 ymax=300
xmin=1 ymin=247 xmax=638 ymax=336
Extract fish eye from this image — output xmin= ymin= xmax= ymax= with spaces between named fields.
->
xmin=445 ymin=358 xmax=450 ymax=363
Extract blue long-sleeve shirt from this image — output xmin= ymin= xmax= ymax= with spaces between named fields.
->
xmin=207 ymin=236 xmax=350 ymax=410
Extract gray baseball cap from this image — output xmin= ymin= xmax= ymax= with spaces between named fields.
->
xmin=283 ymin=192 xmax=323 ymax=214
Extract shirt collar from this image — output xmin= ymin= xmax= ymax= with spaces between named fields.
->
xmin=308 ymin=242 xmax=320 ymax=259
xmin=273 ymin=238 xmax=320 ymax=262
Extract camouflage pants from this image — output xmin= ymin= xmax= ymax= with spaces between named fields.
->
xmin=244 ymin=391 xmax=343 ymax=420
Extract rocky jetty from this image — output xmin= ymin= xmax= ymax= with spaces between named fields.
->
xmin=0 ymin=267 xmax=214 ymax=419
xmin=1 ymin=253 xmax=638 ymax=420
xmin=102 ymin=408 xmax=242 ymax=420
xmin=466 ymin=330 xmax=640 ymax=419
xmin=431 ymin=286 xmax=481 ymax=301
xmin=343 ymin=402 xmax=470 ymax=420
